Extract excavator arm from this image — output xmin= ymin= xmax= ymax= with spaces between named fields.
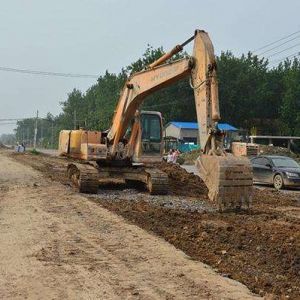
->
xmin=107 ymin=57 xmax=193 ymax=155
xmin=107 ymin=29 xmax=253 ymax=210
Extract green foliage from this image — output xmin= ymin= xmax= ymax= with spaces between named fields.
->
xmin=85 ymin=70 xmax=128 ymax=130
xmin=30 ymin=149 xmax=40 ymax=155
xmin=217 ymin=51 xmax=270 ymax=126
xmin=279 ymin=59 xmax=300 ymax=135
xmin=126 ymin=45 xmax=165 ymax=75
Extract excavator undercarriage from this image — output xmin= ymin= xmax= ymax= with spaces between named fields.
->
xmin=67 ymin=162 xmax=168 ymax=195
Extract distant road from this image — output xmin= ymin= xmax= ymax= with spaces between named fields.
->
xmin=37 ymin=148 xmax=58 ymax=156
xmin=26 ymin=148 xmax=58 ymax=156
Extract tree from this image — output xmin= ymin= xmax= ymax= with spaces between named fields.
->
xmin=280 ymin=59 xmax=300 ymax=135
xmin=216 ymin=51 xmax=271 ymax=128
xmin=60 ymin=88 xmax=85 ymax=129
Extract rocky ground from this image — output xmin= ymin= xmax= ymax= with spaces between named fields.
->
xmin=8 ymin=150 xmax=300 ymax=299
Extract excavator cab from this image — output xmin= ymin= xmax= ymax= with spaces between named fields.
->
xmin=132 ymin=111 xmax=164 ymax=163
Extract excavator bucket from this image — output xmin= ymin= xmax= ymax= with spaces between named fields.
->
xmin=196 ymin=154 xmax=253 ymax=211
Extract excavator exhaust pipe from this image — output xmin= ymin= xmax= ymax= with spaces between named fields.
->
xmin=196 ymin=154 xmax=253 ymax=211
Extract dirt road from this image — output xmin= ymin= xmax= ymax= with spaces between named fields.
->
xmin=0 ymin=150 xmax=260 ymax=300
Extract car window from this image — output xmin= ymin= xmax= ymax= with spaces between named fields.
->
xmin=271 ymin=157 xmax=300 ymax=168
xmin=262 ymin=158 xmax=271 ymax=166
xmin=252 ymin=157 xmax=264 ymax=165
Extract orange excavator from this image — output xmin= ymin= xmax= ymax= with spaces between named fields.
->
xmin=59 ymin=30 xmax=253 ymax=210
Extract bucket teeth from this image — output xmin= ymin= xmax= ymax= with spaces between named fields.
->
xmin=196 ymin=155 xmax=253 ymax=211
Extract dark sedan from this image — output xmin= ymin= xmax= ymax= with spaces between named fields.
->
xmin=250 ymin=155 xmax=300 ymax=189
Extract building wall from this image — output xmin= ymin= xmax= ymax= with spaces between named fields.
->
xmin=165 ymin=124 xmax=180 ymax=139
xmin=165 ymin=124 xmax=199 ymax=144
xmin=180 ymin=129 xmax=199 ymax=144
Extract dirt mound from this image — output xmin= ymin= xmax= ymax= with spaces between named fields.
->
xmin=259 ymin=145 xmax=300 ymax=160
xmin=155 ymin=162 xmax=208 ymax=198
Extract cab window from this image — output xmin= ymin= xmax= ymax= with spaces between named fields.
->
xmin=140 ymin=114 xmax=162 ymax=155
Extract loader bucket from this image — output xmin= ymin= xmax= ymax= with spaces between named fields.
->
xmin=196 ymin=154 xmax=253 ymax=211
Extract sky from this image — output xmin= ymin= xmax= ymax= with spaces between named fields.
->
xmin=1 ymin=0 xmax=300 ymax=135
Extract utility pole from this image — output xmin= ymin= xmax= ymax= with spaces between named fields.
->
xmin=51 ymin=120 xmax=54 ymax=149
xmin=26 ymin=127 xmax=29 ymax=144
xmin=74 ymin=109 xmax=77 ymax=129
xmin=41 ymin=118 xmax=43 ymax=144
xmin=33 ymin=110 xmax=38 ymax=148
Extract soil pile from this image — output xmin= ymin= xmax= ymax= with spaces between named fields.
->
xmin=155 ymin=162 xmax=208 ymax=198
xmin=182 ymin=145 xmax=300 ymax=165
xmin=258 ymin=145 xmax=300 ymax=160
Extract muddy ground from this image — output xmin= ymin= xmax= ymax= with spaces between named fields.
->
xmin=10 ymin=150 xmax=300 ymax=299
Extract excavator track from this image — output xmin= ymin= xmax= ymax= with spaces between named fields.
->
xmin=67 ymin=163 xmax=168 ymax=196
xmin=145 ymin=168 xmax=168 ymax=195
xmin=67 ymin=163 xmax=99 ymax=194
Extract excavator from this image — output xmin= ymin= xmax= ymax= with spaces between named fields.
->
xmin=59 ymin=29 xmax=253 ymax=210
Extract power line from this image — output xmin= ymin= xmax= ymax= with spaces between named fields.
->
xmin=266 ymin=42 xmax=300 ymax=59
xmin=258 ymin=34 xmax=300 ymax=56
xmin=0 ymin=66 xmax=99 ymax=78
xmin=0 ymin=122 xmax=18 ymax=126
xmin=253 ymin=29 xmax=300 ymax=53
xmin=0 ymin=118 xmax=32 ymax=121
xmin=269 ymin=51 xmax=300 ymax=67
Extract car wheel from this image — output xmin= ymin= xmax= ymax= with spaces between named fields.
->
xmin=273 ymin=174 xmax=284 ymax=190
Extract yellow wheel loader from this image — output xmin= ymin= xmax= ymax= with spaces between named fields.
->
xmin=59 ymin=30 xmax=253 ymax=210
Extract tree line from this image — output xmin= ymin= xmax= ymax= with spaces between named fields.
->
xmin=10 ymin=45 xmax=300 ymax=148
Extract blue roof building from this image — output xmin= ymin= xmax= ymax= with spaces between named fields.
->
xmin=167 ymin=122 xmax=237 ymax=131
xmin=165 ymin=121 xmax=238 ymax=145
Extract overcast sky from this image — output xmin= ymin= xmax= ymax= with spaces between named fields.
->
xmin=1 ymin=0 xmax=300 ymax=135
